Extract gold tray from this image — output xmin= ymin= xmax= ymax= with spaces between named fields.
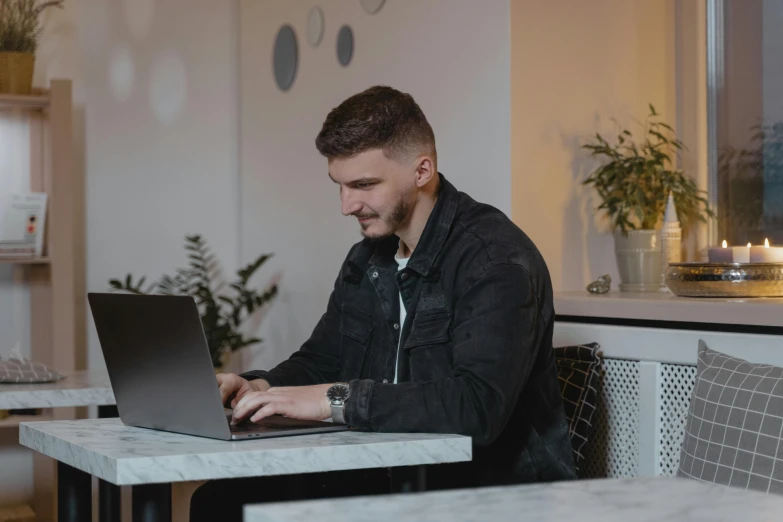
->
xmin=665 ymin=262 xmax=783 ymax=297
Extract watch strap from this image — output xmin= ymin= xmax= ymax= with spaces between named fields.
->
xmin=330 ymin=403 xmax=346 ymax=424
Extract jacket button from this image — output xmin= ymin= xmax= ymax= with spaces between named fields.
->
xmin=372 ymin=271 xmax=379 ymax=278
xmin=393 ymin=323 xmax=400 ymax=330
xmin=400 ymin=272 xmax=409 ymax=282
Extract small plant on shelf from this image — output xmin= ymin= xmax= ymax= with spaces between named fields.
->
xmin=582 ymin=104 xmax=713 ymax=234
xmin=0 ymin=0 xmax=64 ymax=94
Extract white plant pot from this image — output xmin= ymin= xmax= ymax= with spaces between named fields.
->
xmin=614 ymin=229 xmax=662 ymax=292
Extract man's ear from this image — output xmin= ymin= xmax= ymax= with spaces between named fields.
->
xmin=413 ymin=155 xmax=436 ymax=188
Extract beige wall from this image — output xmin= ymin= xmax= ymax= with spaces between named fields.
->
xmin=511 ymin=0 xmax=677 ymax=291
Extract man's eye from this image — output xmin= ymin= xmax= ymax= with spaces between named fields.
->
xmin=357 ymin=183 xmax=373 ymax=189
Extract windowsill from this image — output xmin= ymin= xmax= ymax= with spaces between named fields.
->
xmin=554 ymin=291 xmax=783 ymax=328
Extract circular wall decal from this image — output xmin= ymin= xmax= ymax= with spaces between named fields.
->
xmin=109 ymin=43 xmax=135 ymax=102
xmin=337 ymin=25 xmax=354 ymax=67
xmin=307 ymin=6 xmax=325 ymax=47
xmin=360 ymin=0 xmax=386 ymax=14
xmin=273 ymin=24 xmax=298 ymax=91
xmin=149 ymin=49 xmax=187 ymax=126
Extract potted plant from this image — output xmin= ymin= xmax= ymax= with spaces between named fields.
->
xmin=0 ymin=0 xmax=63 ymax=94
xmin=109 ymin=235 xmax=278 ymax=372
xmin=582 ymin=104 xmax=713 ymax=292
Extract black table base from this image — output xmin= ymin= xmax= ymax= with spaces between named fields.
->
xmin=57 ymin=462 xmax=91 ymax=522
xmin=57 ymin=462 xmax=172 ymax=522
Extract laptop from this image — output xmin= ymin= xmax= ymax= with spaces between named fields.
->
xmin=87 ymin=292 xmax=349 ymax=440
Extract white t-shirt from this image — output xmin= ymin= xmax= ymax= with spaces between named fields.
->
xmin=393 ymin=253 xmax=410 ymax=384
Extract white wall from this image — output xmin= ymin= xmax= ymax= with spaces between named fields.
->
xmin=0 ymin=0 xmax=241 ymax=507
xmin=238 ymin=0 xmax=511 ymax=372
xmin=81 ymin=0 xmax=241 ymax=372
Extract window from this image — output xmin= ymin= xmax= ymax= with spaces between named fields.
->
xmin=708 ymin=0 xmax=783 ymax=246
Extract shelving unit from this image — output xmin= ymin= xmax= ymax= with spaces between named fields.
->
xmin=0 ymin=257 xmax=51 ymax=265
xmin=0 ymin=79 xmax=82 ymax=522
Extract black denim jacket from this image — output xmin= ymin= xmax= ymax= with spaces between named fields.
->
xmin=243 ymin=174 xmax=576 ymax=486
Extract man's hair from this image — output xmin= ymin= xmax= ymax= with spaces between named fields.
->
xmin=315 ymin=85 xmax=436 ymax=165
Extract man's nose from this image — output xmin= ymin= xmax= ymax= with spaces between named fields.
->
xmin=341 ymin=191 xmax=362 ymax=216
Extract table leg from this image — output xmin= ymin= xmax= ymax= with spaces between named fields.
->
xmin=98 ymin=405 xmax=122 ymax=522
xmin=99 ymin=479 xmax=121 ymax=522
xmin=416 ymin=465 xmax=427 ymax=491
xmin=132 ymin=484 xmax=172 ymax=522
xmin=57 ymin=462 xmax=91 ymax=522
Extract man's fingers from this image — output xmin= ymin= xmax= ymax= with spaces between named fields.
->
xmin=232 ymin=392 xmax=271 ymax=423
xmin=230 ymin=386 xmax=250 ymax=409
xmin=219 ymin=384 xmax=231 ymax=406
xmin=250 ymin=402 xmax=280 ymax=423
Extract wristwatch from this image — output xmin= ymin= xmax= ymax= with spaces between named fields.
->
xmin=326 ymin=383 xmax=350 ymax=424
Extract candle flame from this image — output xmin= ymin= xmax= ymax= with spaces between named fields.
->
xmin=748 ymin=243 xmax=752 ymax=248
xmin=722 ymin=240 xmax=727 ymax=248
xmin=765 ymin=238 xmax=770 ymax=248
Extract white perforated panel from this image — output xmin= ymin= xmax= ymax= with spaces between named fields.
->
xmin=657 ymin=363 xmax=697 ymax=475
xmin=581 ymin=358 xmax=640 ymax=478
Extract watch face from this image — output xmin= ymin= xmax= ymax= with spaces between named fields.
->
xmin=327 ymin=384 xmax=350 ymax=401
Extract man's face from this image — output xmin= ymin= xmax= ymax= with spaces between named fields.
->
xmin=329 ymin=149 xmax=416 ymax=240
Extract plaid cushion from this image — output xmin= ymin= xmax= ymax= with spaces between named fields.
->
xmin=553 ymin=342 xmax=601 ymax=473
xmin=678 ymin=340 xmax=783 ymax=494
xmin=0 ymin=357 xmax=65 ymax=383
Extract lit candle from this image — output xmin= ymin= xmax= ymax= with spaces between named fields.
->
xmin=733 ymin=243 xmax=751 ymax=263
xmin=707 ymin=240 xmax=734 ymax=263
xmin=749 ymin=238 xmax=783 ymax=263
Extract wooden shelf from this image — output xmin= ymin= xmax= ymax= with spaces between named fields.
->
xmin=0 ymin=503 xmax=35 ymax=522
xmin=0 ymin=257 xmax=50 ymax=265
xmin=0 ymin=93 xmax=49 ymax=110
xmin=0 ymin=414 xmax=53 ymax=429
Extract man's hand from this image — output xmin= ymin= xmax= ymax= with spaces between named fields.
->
xmin=231 ymin=383 xmax=333 ymax=424
xmin=216 ymin=373 xmax=270 ymax=408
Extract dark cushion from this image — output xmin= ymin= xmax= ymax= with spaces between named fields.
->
xmin=678 ymin=340 xmax=783 ymax=494
xmin=553 ymin=342 xmax=602 ymax=473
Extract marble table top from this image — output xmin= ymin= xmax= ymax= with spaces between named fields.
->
xmin=0 ymin=370 xmax=114 ymax=408
xmin=19 ymin=418 xmax=471 ymax=486
xmin=244 ymin=476 xmax=783 ymax=522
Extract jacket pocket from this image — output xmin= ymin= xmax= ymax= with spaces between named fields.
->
xmin=339 ymin=306 xmax=374 ymax=379
xmin=404 ymin=310 xmax=453 ymax=381
xmin=404 ymin=310 xmax=451 ymax=349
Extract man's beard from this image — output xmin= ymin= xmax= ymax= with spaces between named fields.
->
xmin=360 ymin=196 xmax=410 ymax=240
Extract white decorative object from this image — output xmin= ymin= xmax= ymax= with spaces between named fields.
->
xmin=707 ymin=240 xmax=733 ymax=263
xmin=749 ymin=238 xmax=783 ymax=263
xmin=0 ymin=193 xmax=47 ymax=258
xmin=307 ymin=7 xmax=325 ymax=47
xmin=660 ymin=192 xmax=681 ymax=288
xmin=707 ymin=240 xmax=752 ymax=263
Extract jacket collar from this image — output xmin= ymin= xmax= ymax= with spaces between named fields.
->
xmin=366 ymin=173 xmax=459 ymax=278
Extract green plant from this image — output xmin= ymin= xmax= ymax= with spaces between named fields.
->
xmin=109 ymin=235 xmax=278 ymax=368
xmin=0 ymin=0 xmax=63 ymax=53
xmin=582 ymin=104 xmax=714 ymax=234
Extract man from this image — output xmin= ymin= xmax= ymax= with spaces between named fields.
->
xmin=190 ymin=86 xmax=575 ymax=520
